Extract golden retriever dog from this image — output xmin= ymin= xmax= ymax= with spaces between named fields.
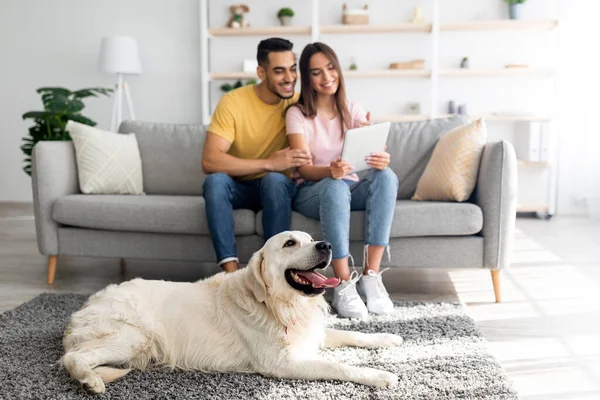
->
xmin=61 ymin=231 xmax=403 ymax=394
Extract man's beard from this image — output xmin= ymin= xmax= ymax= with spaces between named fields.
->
xmin=266 ymin=78 xmax=295 ymax=100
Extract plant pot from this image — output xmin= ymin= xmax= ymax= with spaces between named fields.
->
xmin=279 ymin=16 xmax=292 ymax=26
xmin=508 ymin=4 xmax=523 ymax=20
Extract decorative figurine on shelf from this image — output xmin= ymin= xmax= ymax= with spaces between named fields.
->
xmin=460 ymin=57 xmax=470 ymax=69
xmin=410 ymin=7 xmax=425 ymax=24
xmin=389 ymin=59 xmax=425 ymax=70
xmin=407 ymin=102 xmax=421 ymax=115
xmin=448 ymin=100 xmax=456 ymax=114
xmin=227 ymin=4 xmax=250 ymax=28
xmin=277 ymin=7 xmax=294 ymax=26
xmin=349 ymin=57 xmax=358 ymax=70
xmin=342 ymin=4 xmax=369 ymax=25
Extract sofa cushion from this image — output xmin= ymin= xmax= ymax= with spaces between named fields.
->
xmin=119 ymin=121 xmax=206 ymax=196
xmin=52 ymin=195 xmax=255 ymax=235
xmin=67 ymin=121 xmax=145 ymax=195
xmin=256 ymin=200 xmax=483 ymax=239
xmin=386 ymin=116 xmax=470 ymax=199
xmin=413 ymin=119 xmax=487 ymax=202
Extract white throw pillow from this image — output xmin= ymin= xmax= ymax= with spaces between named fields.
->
xmin=66 ymin=121 xmax=144 ymax=194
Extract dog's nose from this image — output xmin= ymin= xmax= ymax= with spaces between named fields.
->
xmin=316 ymin=241 xmax=332 ymax=252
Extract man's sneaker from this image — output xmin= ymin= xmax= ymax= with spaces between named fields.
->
xmin=357 ymin=268 xmax=395 ymax=315
xmin=332 ymin=271 xmax=368 ymax=319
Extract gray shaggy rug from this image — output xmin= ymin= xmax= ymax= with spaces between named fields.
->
xmin=0 ymin=293 xmax=518 ymax=399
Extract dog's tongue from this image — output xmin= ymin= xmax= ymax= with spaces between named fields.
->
xmin=296 ymin=270 xmax=341 ymax=288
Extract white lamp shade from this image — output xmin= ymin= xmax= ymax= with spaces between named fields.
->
xmin=98 ymin=36 xmax=142 ymax=74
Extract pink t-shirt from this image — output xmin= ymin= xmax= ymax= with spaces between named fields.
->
xmin=286 ymin=100 xmax=368 ymax=183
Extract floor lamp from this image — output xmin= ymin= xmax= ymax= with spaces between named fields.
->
xmin=98 ymin=36 xmax=142 ymax=132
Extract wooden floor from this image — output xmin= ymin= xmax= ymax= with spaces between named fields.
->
xmin=2 ymin=202 xmax=600 ymax=399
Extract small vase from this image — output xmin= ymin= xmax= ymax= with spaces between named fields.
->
xmin=279 ymin=16 xmax=292 ymax=26
xmin=509 ymin=4 xmax=522 ymax=20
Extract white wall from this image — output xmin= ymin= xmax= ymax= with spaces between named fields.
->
xmin=0 ymin=0 xmax=202 ymax=202
xmin=1 ymin=0 xmax=598 ymax=215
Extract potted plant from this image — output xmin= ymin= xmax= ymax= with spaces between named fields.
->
xmin=504 ymin=0 xmax=527 ymax=20
xmin=277 ymin=7 xmax=294 ymax=26
xmin=220 ymin=79 xmax=257 ymax=93
xmin=20 ymin=87 xmax=112 ymax=176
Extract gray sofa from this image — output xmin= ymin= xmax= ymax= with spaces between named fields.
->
xmin=31 ymin=116 xmax=517 ymax=302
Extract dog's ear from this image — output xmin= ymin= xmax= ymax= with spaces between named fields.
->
xmin=241 ymin=4 xmax=249 ymax=13
xmin=248 ymin=249 xmax=267 ymax=303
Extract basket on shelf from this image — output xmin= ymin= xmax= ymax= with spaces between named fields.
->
xmin=342 ymin=4 xmax=369 ymax=25
xmin=389 ymin=59 xmax=425 ymax=70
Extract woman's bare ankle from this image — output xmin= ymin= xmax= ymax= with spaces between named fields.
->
xmin=332 ymin=258 xmax=351 ymax=281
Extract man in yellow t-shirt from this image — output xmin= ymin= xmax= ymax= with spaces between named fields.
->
xmin=201 ymin=38 xmax=311 ymax=273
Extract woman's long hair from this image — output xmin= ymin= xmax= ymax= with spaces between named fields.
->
xmin=292 ymin=42 xmax=351 ymax=138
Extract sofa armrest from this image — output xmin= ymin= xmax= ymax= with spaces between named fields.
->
xmin=473 ymin=140 xmax=518 ymax=269
xmin=31 ymin=141 xmax=79 ymax=255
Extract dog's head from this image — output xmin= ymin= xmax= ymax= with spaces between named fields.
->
xmin=248 ymin=231 xmax=340 ymax=302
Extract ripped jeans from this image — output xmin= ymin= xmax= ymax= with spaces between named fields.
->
xmin=293 ymin=168 xmax=399 ymax=260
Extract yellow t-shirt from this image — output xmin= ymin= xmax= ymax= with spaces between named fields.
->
xmin=208 ymin=85 xmax=300 ymax=180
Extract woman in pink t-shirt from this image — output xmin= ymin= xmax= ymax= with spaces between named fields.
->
xmin=286 ymin=42 xmax=399 ymax=319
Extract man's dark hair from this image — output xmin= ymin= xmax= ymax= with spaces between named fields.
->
xmin=257 ymin=37 xmax=293 ymax=66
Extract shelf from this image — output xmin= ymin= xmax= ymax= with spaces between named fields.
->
xmin=206 ymin=20 xmax=557 ymax=37
xmin=372 ymin=115 xmax=430 ymax=123
xmin=517 ymin=204 xmax=549 ymax=213
xmin=484 ymin=114 xmax=552 ymax=122
xmin=208 ymin=26 xmax=311 ymax=36
xmin=441 ymin=19 xmax=558 ymax=31
xmin=210 ymin=72 xmax=257 ymax=80
xmin=518 ymin=160 xmax=551 ymax=167
xmin=440 ymin=68 xmax=555 ymax=77
xmin=439 ymin=114 xmax=551 ymax=122
xmin=344 ymin=70 xmax=430 ymax=78
xmin=210 ymin=69 xmax=553 ymax=80
xmin=320 ymin=23 xmax=431 ymax=34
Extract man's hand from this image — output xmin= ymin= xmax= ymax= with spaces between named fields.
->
xmin=366 ymin=146 xmax=390 ymax=170
xmin=267 ymin=147 xmax=312 ymax=172
xmin=330 ymin=157 xmax=353 ymax=179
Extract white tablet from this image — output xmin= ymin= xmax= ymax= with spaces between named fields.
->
xmin=340 ymin=122 xmax=391 ymax=173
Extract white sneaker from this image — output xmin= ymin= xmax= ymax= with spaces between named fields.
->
xmin=332 ymin=271 xmax=368 ymax=319
xmin=357 ymin=268 xmax=395 ymax=315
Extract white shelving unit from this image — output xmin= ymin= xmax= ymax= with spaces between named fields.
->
xmin=199 ymin=0 xmax=559 ymax=216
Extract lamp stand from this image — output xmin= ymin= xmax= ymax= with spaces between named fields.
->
xmin=110 ymin=73 xmax=136 ymax=132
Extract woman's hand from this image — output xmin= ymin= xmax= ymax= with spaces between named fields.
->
xmin=330 ymin=157 xmax=353 ymax=179
xmin=366 ymin=147 xmax=390 ymax=170
xmin=359 ymin=111 xmax=371 ymax=127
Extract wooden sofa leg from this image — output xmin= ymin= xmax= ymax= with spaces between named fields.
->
xmin=491 ymin=269 xmax=502 ymax=303
xmin=120 ymin=258 xmax=126 ymax=277
xmin=48 ymin=256 xmax=58 ymax=285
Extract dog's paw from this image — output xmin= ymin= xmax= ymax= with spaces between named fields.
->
xmin=371 ymin=370 xmax=399 ymax=388
xmin=81 ymin=373 xmax=106 ymax=394
xmin=371 ymin=333 xmax=404 ymax=347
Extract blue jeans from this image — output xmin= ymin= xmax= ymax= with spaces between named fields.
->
xmin=203 ymin=172 xmax=297 ymax=264
xmin=293 ymin=168 xmax=399 ymax=260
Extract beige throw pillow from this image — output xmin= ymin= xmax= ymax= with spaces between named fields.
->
xmin=67 ymin=121 xmax=144 ymax=195
xmin=412 ymin=118 xmax=487 ymax=202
